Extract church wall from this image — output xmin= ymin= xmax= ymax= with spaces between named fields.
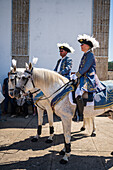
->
xmin=29 ymin=0 xmax=93 ymax=72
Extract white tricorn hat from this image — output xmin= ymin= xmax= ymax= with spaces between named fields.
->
xmin=77 ymin=34 xmax=99 ymax=49
xmin=57 ymin=43 xmax=75 ymax=53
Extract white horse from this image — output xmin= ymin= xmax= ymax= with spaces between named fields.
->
xmin=13 ymin=63 xmax=113 ymax=164
xmin=8 ymin=67 xmax=54 ymax=143
xmin=8 ymin=67 xmax=97 ymax=138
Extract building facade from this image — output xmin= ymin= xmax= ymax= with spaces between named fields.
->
xmin=0 ymin=0 xmax=110 ymax=85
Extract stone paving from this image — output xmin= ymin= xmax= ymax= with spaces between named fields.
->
xmin=0 ymin=113 xmax=113 ymax=170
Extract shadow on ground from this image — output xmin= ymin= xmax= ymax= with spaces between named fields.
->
xmin=0 ymin=131 xmax=88 ymax=152
xmin=0 ymin=113 xmax=61 ymax=129
xmin=0 ymin=151 xmax=113 ymax=170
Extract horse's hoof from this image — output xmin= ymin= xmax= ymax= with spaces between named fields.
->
xmin=45 ymin=139 xmax=53 ymax=143
xmin=91 ymin=133 xmax=96 ymax=137
xmin=31 ymin=138 xmax=38 ymax=142
xmin=111 ymin=151 xmax=113 ymax=155
xmin=59 ymin=150 xmax=65 ymax=155
xmin=72 ymin=117 xmax=77 ymax=121
xmin=80 ymin=127 xmax=85 ymax=131
xmin=59 ymin=159 xmax=68 ymax=164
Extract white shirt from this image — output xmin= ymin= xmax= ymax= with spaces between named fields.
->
xmin=57 ymin=56 xmax=66 ymax=72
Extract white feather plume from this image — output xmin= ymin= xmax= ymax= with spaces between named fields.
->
xmin=10 ymin=67 xmax=13 ymax=70
xmin=57 ymin=43 xmax=75 ymax=53
xmin=32 ymin=57 xmax=38 ymax=66
xmin=12 ymin=59 xmax=17 ymax=67
xmin=77 ymin=34 xmax=99 ymax=49
xmin=25 ymin=62 xmax=29 ymax=69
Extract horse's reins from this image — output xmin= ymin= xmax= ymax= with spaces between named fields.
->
xmin=38 ymin=80 xmax=73 ymax=101
xmin=16 ymin=68 xmax=76 ymax=102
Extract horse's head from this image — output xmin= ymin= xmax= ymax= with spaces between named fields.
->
xmin=8 ymin=66 xmax=18 ymax=98
xmin=8 ymin=65 xmax=25 ymax=99
xmin=14 ymin=63 xmax=35 ymax=98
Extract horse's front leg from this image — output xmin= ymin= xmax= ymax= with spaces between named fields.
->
xmin=31 ymin=107 xmax=43 ymax=142
xmin=59 ymin=116 xmax=72 ymax=164
xmin=45 ymin=105 xmax=54 ymax=143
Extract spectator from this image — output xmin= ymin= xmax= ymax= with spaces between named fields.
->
xmin=0 ymin=83 xmax=5 ymax=120
xmin=10 ymin=98 xmax=17 ymax=117
xmin=2 ymin=72 xmax=10 ymax=114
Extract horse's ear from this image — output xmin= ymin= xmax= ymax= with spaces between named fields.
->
xmin=10 ymin=67 xmax=13 ymax=71
xmin=29 ymin=63 xmax=32 ymax=70
xmin=25 ymin=62 xmax=29 ymax=69
xmin=12 ymin=59 xmax=17 ymax=67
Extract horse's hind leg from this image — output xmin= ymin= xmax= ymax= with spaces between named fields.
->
xmin=91 ymin=117 xmax=96 ymax=137
xmin=81 ymin=117 xmax=96 ymax=137
xmin=80 ymin=118 xmax=86 ymax=131
xmin=31 ymin=107 xmax=43 ymax=142
xmin=59 ymin=116 xmax=72 ymax=164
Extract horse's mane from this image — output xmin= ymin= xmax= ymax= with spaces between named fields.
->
xmin=33 ymin=68 xmax=69 ymax=86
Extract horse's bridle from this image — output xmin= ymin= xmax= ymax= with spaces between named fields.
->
xmin=8 ymin=72 xmax=18 ymax=92
xmin=15 ymin=68 xmax=40 ymax=95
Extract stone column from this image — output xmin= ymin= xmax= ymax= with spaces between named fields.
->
xmin=93 ymin=0 xmax=110 ymax=80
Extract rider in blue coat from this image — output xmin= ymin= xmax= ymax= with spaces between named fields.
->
xmin=74 ymin=34 xmax=105 ymax=121
xmin=54 ymin=43 xmax=75 ymax=80
xmin=76 ymin=34 xmax=105 ymax=93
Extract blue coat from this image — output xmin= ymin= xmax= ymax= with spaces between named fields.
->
xmin=54 ymin=56 xmax=72 ymax=80
xmin=76 ymin=51 xmax=105 ymax=92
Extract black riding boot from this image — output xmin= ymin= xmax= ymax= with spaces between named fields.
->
xmin=76 ymin=95 xmax=84 ymax=121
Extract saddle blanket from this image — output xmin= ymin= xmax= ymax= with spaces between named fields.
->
xmin=69 ymin=80 xmax=113 ymax=109
xmin=33 ymin=80 xmax=113 ymax=110
xmin=51 ymin=85 xmax=74 ymax=109
xmin=94 ymin=80 xmax=113 ymax=109
xmin=33 ymin=90 xmax=44 ymax=106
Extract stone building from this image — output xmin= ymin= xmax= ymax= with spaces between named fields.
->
xmin=0 ymin=0 xmax=110 ymax=85
xmin=93 ymin=0 xmax=110 ymax=80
